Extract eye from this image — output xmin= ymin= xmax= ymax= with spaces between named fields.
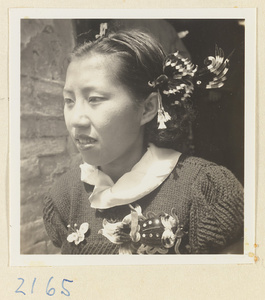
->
xmin=64 ymin=97 xmax=75 ymax=106
xmin=88 ymin=96 xmax=105 ymax=104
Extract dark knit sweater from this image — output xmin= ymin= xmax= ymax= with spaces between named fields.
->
xmin=43 ymin=155 xmax=244 ymax=254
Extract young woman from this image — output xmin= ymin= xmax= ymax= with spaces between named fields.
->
xmin=43 ymin=29 xmax=244 ymax=255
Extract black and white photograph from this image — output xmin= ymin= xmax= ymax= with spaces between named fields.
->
xmin=9 ymin=9 xmax=255 ymax=265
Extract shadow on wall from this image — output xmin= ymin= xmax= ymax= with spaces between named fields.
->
xmin=20 ymin=19 xmax=81 ymax=254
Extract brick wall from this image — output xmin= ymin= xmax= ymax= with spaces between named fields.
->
xmin=20 ymin=19 xmax=81 ymax=254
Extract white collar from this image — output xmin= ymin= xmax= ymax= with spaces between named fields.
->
xmin=80 ymin=143 xmax=181 ymax=209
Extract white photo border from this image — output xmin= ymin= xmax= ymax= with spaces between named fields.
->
xmin=9 ymin=8 xmax=256 ymax=266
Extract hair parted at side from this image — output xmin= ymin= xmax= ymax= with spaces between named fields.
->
xmin=70 ymin=29 xmax=194 ymax=152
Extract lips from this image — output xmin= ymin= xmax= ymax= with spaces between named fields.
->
xmin=74 ymin=134 xmax=97 ymax=150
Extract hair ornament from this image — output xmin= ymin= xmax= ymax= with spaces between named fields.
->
xmin=195 ymin=45 xmax=234 ymax=89
xmin=95 ymin=22 xmax=108 ymax=39
xmin=157 ymin=91 xmax=171 ymax=129
xmin=149 ymin=45 xmax=233 ymax=129
xmin=178 ymin=30 xmax=189 ymax=39
xmin=76 ymin=23 xmax=108 ymax=45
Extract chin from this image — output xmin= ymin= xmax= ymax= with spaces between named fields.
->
xmin=80 ymin=151 xmax=103 ymax=166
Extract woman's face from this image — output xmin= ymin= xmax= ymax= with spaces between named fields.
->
xmin=63 ymin=54 xmax=146 ymax=168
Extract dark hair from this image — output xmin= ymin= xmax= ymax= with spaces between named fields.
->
xmin=70 ymin=29 xmax=194 ymax=152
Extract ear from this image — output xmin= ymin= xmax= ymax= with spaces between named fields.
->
xmin=140 ymin=92 xmax=158 ymax=126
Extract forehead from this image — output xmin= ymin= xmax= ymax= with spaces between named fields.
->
xmin=65 ymin=54 xmax=122 ymax=88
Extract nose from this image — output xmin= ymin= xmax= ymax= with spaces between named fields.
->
xmin=69 ymin=100 xmax=91 ymax=128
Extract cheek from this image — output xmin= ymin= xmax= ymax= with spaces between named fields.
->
xmin=99 ymin=105 xmax=141 ymax=136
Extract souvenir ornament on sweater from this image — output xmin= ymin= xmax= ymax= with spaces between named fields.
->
xmin=98 ymin=204 xmax=143 ymax=254
xmin=149 ymin=45 xmax=233 ymax=129
xmin=67 ymin=222 xmax=89 ymax=245
xmin=99 ymin=204 xmax=186 ymax=255
xmin=137 ymin=208 xmax=186 ymax=254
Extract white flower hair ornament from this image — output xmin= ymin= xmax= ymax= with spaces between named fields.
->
xmin=148 ymin=45 xmax=233 ymax=129
xmin=67 ymin=222 xmax=89 ymax=245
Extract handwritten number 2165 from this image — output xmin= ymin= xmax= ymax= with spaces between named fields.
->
xmin=15 ymin=277 xmax=73 ymax=296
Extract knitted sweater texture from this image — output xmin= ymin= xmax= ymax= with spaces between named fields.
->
xmin=43 ymin=155 xmax=244 ymax=254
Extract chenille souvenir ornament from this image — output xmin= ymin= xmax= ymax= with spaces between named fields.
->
xmin=137 ymin=208 xmax=185 ymax=254
xmin=99 ymin=204 xmax=186 ymax=254
xmin=149 ymin=45 xmax=232 ymax=129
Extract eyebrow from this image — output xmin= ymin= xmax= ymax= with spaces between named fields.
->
xmin=63 ymin=86 xmax=112 ymax=99
xmin=63 ymin=88 xmax=73 ymax=93
xmin=63 ymin=89 xmax=75 ymax=98
xmin=63 ymin=85 xmax=96 ymax=93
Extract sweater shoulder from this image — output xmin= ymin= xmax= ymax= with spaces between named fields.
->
xmin=184 ymin=157 xmax=244 ymax=253
xmin=173 ymin=155 xmax=218 ymax=183
xmin=176 ymin=155 xmax=241 ymax=184
xmin=178 ymin=155 xmax=217 ymax=170
xmin=50 ymin=165 xmax=82 ymax=195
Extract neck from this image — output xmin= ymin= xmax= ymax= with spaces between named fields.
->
xmin=100 ymin=139 xmax=147 ymax=183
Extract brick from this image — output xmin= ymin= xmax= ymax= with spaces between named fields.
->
xmin=38 ymin=118 xmax=68 ymax=137
xmin=21 ymin=75 xmax=34 ymax=102
xmin=20 ymin=218 xmax=48 ymax=251
xmin=21 ymin=72 xmax=65 ymax=119
xmin=21 ymin=98 xmax=64 ymax=118
xmin=21 ymin=200 xmax=45 ymax=225
xmin=23 ymin=241 xmax=47 ymax=255
xmin=20 ymin=176 xmax=52 ymax=206
xmin=21 ymin=76 xmax=64 ymax=101
xmin=20 ymin=157 xmax=40 ymax=181
xmin=36 ymin=93 xmax=64 ymax=117
xmin=21 ymin=137 xmax=67 ymax=159
xmin=21 ymin=116 xmax=68 ymax=138
xmin=38 ymin=153 xmax=70 ymax=176
xmin=21 ymin=81 xmax=65 ymax=117
xmin=34 ymin=78 xmax=64 ymax=97
xmin=20 ymin=116 xmax=37 ymax=138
